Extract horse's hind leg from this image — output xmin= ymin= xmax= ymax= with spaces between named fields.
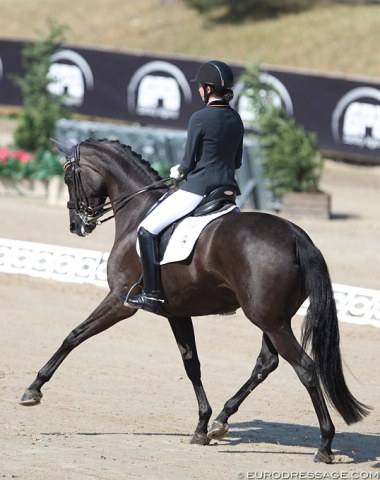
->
xmin=168 ymin=316 xmax=212 ymax=446
xmin=208 ymin=333 xmax=279 ymax=440
xmin=268 ymin=327 xmax=335 ymax=464
xmin=20 ymin=292 xmax=132 ymax=406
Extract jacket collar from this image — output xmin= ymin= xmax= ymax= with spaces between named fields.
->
xmin=207 ymin=99 xmax=229 ymax=107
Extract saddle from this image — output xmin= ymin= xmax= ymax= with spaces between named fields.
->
xmin=158 ymin=186 xmax=237 ymax=260
xmin=192 ymin=187 xmax=236 ymax=216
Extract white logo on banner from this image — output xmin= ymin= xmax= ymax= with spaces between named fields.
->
xmin=48 ymin=50 xmax=94 ymax=107
xmin=332 ymin=86 xmax=380 ymax=150
xmin=233 ymin=73 xmax=294 ymax=126
xmin=127 ymin=61 xmax=192 ymax=120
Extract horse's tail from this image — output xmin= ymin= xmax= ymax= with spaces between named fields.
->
xmin=295 ymin=234 xmax=371 ymax=425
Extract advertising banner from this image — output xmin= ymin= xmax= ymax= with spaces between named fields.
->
xmin=1 ymin=39 xmax=380 ymax=162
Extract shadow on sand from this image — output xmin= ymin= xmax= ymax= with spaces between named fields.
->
xmin=219 ymin=419 xmax=379 ymax=465
xmin=42 ymin=419 xmax=379 ymax=466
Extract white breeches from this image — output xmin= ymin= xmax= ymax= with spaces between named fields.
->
xmin=139 ymin=189 xmax=203 ymax=235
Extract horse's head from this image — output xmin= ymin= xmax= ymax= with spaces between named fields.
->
xmin=53 ymin=138 xmax=170 ymax=238
xmin=53 ymin=139 xmax=108 ymax=237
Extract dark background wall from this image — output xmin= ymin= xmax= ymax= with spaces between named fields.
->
xmin=1 ymin=39 xmax=380 ymax=163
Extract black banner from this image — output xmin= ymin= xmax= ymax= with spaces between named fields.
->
xmin=1 ymin=39 xmax=380 ymax=162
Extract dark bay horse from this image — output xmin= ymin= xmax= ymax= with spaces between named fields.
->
xmin=20 ymin=139 xmax=370 ymax=463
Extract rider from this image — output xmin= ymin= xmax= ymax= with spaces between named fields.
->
xmin=124 ymin=60 xmax=244 ymax=313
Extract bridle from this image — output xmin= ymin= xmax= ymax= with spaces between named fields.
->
xmin=64 ymin=142 xmax=172 ymax=228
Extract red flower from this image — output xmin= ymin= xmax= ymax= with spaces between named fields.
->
xmin=15 ymin=150 xmax=34 ymax=163
xmin=0 ymin=147 xmax=12 ymax=164
xmin=0 ymin=147 xmax=34 ymax=164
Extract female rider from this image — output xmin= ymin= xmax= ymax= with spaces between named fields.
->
xmin=124 ymin=60 xmax=245 ymax=313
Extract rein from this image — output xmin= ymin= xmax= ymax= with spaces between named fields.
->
xmin=64 ymin=142 xmax=172 ymax=227
xmin=94 ymin=178 xmax=171 ymax=225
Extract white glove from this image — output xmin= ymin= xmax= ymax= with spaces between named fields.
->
xmin=170 ymin=164 xmax=182 ymax=180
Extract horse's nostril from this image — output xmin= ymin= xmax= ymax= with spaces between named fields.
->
xmin=70 ymin=222 xmax=76 ymax=233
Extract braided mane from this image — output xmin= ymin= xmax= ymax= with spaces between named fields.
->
xmin=82 ymin=138 xmax=162 ymax=181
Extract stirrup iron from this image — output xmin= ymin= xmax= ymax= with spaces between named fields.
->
xmin=144 ymin=295 xmax=164 ymax=303
xmin=123 ymin=281 xmax=142 ymax=307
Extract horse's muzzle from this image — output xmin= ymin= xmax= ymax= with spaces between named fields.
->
xmin=70 ymin=220 xmax=96 ymax=237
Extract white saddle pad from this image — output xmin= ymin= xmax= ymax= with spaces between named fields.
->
xmin=160 ymin=205 xmax=239 ymax=265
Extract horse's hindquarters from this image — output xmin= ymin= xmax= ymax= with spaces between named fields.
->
xmin=160 ymin=212 xmax=306 ymax=321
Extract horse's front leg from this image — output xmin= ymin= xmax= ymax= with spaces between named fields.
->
xmin=20 ymin=291 xmax=135 ymax=406
xmin=167 ymin=316 xmax=212 ymax=445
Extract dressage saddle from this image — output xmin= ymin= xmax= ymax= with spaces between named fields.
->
xmin=157 ymin=186 xmax=237 ymax=259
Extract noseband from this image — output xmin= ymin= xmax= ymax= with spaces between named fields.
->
xmin=64 ymin=142 xmax=171 ymax=227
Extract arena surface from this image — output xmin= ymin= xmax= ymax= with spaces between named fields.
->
xmin=1 ymin=157 xmax=379 ymax=479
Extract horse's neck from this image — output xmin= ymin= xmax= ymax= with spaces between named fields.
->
xmin=96 ymin=145 xmax=162 ymax=242
xmin=112 ymin=188 xmax=161 ymax=243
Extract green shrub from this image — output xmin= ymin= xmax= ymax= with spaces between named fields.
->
xmin=258 ymin=110 xmax=323 ymax=196
xmin=32 ymin=150 xmax=63 ymax=179
xmin=10 ymin=19 xmax=71 ymax=154
xmin=239 ymin=64 xmax=324 ymax=197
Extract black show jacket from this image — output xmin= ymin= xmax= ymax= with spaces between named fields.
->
xmin=178 ymin=100 xmax=244 ymax=196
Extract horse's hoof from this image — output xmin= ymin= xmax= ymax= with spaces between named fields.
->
xmin=314 ymin=450 xmax=335 ymax=464
xmin=207 ymin=420 xmax=229 ymax=440
xmin=19 ymin=389 xmax=43 ymax=406
xmin=190 ymin=432 xmax=210 ymax=445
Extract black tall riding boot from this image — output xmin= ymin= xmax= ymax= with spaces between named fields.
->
xmin=124 ymin=227 xmax=164 ymax=313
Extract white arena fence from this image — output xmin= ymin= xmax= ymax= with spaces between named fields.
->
xmin=1 ymin=237 xmax=379 ymax=329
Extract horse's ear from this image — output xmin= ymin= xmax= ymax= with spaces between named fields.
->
xmin=51 ymin=138 xmax=76 ymax=159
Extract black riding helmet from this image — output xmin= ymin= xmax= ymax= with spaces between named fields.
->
xmin=194 ymin=60 xmax=234 ymax=88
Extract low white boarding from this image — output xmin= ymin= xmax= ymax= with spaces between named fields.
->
xmin=0 ymin=236 xmax=379 ymax=328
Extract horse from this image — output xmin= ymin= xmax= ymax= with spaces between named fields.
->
xmin=20 ymin=138 xmax=370 ymax=463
